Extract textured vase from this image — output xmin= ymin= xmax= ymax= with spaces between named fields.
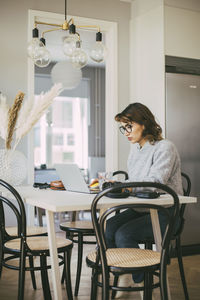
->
xmin=0 ymin=149 xmax=27 ymax=186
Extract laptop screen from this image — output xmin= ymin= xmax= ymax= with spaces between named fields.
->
xmin=34 ymin=168 xmax=60 ymax=184
xmin=54 ymin=164 xmax=90 ymax=193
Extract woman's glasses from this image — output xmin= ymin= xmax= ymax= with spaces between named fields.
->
xmin=119 ymin=124 xmax=133 ymax=135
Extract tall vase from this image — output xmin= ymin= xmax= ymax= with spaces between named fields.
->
xmin=0 ymin=149 xmax=27 ymax=186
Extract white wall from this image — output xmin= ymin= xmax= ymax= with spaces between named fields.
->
xmin=0 ymin=0 xmax=130 ymax=172
xmin=129 ymin=0 xmax=200 ymax=246
xmin=129 ymin=0 xmax=200 ymax=135
xmin=165 ymin=5 xmax=200 ymax=59
xmin=130 ymin=0 xmax=165 ymax=132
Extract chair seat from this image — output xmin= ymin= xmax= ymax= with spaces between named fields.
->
xmin=87 ymin=248 xmax=161 ymax=268
xmin=6 ymin=226 xmax=47 ymax=236
xmin=5 ymin=236 xmax=72 ymax=251
xmin=60 ymin=220 xmax=94 ymax=231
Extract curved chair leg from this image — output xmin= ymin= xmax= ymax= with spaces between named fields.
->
xmin=102 ymin=265 xmax=110 ymax=300
xmin=144 ymin=272 xmax=153 ymax=300
xmin=64 ymin=249 xmax=73 ymax=300
xmin=18 ymin=241 xmax=26 ymax=300
xmin=111 ymin=274 xmax=119 ymax=299
xmin=90 ymin=268 xmax=98 ymax=300
xmin=75 ymin=232 xmax=83 ymax=296
xmin=0 ymin=244 xmax=3 ymax=278
xmin=29 ymin=256 xmax=37 ymax=290
xmin=145 ymin=240 xmax=153 ymax=250
xmin=0 ymin=204 xmax=4 ymax=279
xmin=160 ymin=252 xmax=168 ymax=300
xmin=176 ymin=237 xmax=189 ymax=300
xmin=65 ymin=231 xmax=72 ymax=239
xmin=40 ymin=254 xmax=52 ymax=300
xmin=0 ymin=259 xmax=2 ymax=278
xmin=61 ymin=265 xmax=65 ymax=284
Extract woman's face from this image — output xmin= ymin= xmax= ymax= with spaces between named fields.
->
xmin=120 ymin=122 xmax=146 ymax=146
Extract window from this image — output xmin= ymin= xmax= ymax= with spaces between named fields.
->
xmin=52 ymin=101 xmax=73 ymax=128
xmin=67 ymin=134 xmax=74 ymax=145
xmin=34 ymin=96 xmax=88 ymax=169
xmin=53 ymin=134 xmax=63 ymax=145
xmin=63 ymin=152 xmax=74 ymax=162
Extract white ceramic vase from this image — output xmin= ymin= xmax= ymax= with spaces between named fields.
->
xmin=0 ymin=149 xmax=27 ymax=186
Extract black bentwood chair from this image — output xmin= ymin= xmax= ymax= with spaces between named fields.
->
xmin=0 ymin=179 xmax=47 ymax=284
xmin=59 ymin=170 xmax=128 ymax=296
xmin=86 ymin=182 xmax=180 ymax=300
xmin=139 ymin=172 xmax=191 ymax=300
xmin=112 ymin=172 xmax=191 ymax=300
xmin=0 ymin=181 xmax=73 ymax=300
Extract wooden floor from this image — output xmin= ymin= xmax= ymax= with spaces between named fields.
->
xmin=0 ymin=235 xmax=200 ymax=300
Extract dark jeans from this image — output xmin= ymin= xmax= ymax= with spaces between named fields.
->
xmin=105 ymin=208 xmax=178 ymax=283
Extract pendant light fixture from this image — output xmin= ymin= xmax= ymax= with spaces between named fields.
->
xmin=28 ymin=0 xmax=106 ymax=68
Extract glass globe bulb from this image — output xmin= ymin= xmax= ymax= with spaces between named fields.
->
xmin=90 ymin=41 xmax=106 ymax=63
xmin=63 ymin=34 xmax=79 ymax=57
xmin=34 ymin=47 xmax=51 ymax=68
xmin=27 ymin=38 xmax=44 ymax=59
xmin=71 ymin=48 xmax=88 ymax=69
xmin=51 ymin=61 xmax=82 ymax=90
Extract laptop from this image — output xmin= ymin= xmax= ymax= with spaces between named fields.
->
xmin=34 ymin=168 xmax=60 ymax=184
xmin=54 ymin=163 xmax=98 ymax=194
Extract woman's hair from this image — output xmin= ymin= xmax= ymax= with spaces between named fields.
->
xmin=115 ymin=102 xmax=163 ymax=143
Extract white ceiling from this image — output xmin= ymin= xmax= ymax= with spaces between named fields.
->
xmin=38 ymin=24 xmax=105 ymax=67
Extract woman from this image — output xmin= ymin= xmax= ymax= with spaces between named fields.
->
xmin=105 ymin=102 xmax=183 ymax=284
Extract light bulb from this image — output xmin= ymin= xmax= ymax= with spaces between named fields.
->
xmin=71 ymin=46 xmax=88 ymax=68
xmin=63 ymin=34 xmax=79 ymax=57
xmin=27 ymin=38 xmax=44 ymax=59
xmin=90 ymin=41 xmax=106 ymax=63
xmin=34 ymin=47 xmax=51 ymax=68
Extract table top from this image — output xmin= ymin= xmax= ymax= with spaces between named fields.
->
xmin=13 ymin=186 xmax=197 ymax=213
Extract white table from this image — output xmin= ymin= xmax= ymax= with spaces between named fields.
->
xmin=14 ymin=186 xmax=197 ymax=300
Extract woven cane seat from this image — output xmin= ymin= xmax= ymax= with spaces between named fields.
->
xmin=5 ymin=236 xmax=72 ymax=251
xmin=87 ymin=248 xmax=161 ymax=268
xmin=6 ymin=226 xmax=47 ymax=236
xmin=60 ymin=221 xmax=94 ymax=231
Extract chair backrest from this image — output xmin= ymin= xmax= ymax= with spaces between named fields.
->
xmin=111 ymin=171 xmax=191 ymax=196
xmin=91 ymin=182 xmax=179 ymax=269
xmin=0 ymin=179 xmax=27 ymax=238
xmin=112 ymin=170 xmax=128 ymax=181
xmin=174 ymin=172 xmax=191 ymax=237
xmin=180 ymin=172 xmax=191 ymax=219
xmin=181 ymin=172 xmax=191 ymax=197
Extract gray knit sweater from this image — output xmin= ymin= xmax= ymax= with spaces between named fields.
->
xmin=127 ymin=139 xmax=183 ymax=195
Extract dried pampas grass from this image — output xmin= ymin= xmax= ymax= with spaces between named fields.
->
xmin=13 ymin=83 xmax=62 ymax=150
xmin=6 ymin=91 xmax=25 ymax=149
xmin=0 ymin=94 xmax=9 ymax=140
xmin=0 ymin=83 xmax=62 ymax=151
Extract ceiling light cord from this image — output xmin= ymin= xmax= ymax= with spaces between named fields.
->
xmin=65 ymin=0 xmax=67 ymax=21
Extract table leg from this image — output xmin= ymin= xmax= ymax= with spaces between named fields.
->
xmin=26 ymin=204 xmax=35 ymax=226
xmin=36 ymin=207 xmax=43 ymax=226
xmin=150 ymin=209 xmax=171 ymax=300
xmin=46 ymin=210 xmax=62 ymax=300
xmin=150 ymin=209 xmax=162 ymax=252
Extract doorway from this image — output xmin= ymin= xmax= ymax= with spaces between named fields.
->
xmin=34 ymin=64 xmax=105 ymax=177
xmin=28 ymin=9 xmax=118 ymax=183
